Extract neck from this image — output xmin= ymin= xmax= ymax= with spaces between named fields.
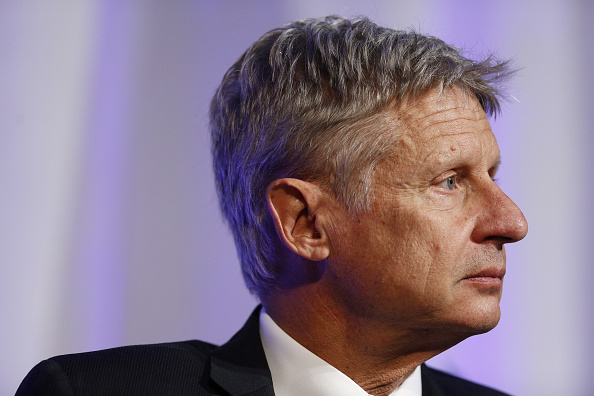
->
xmin=262 ymin=287 xmax=464 ymax=396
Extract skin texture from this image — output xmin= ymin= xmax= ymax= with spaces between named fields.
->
xmin=264 ymin=86 xmax=528 ymax=396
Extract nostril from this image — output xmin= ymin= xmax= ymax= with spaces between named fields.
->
xmin=484 ymin=236 xmax=513 ymax=242
xmin=482 ymin=235 xmax=513 ymax=248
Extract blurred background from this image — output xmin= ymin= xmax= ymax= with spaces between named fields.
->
xmin=2 ymin=1 xmax=592 ymax=394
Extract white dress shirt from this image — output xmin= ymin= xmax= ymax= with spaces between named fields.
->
xmin=259 ymin=309 xmax=422 ymax=396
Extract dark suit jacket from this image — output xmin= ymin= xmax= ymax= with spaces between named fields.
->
xmin=16 ymin=307 xmax=510 ymax=395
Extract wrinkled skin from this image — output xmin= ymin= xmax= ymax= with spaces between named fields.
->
xmin=323 ymin=87 xmax=528 ymax=339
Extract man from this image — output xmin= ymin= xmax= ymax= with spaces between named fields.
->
xmin=17 ymin=16 xmax=527 ymax=395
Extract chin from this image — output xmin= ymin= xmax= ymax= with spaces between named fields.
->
xmin=463 ymin=302 xmax=501 ymax=335
xmin=440 ymin=297 xmax=502 ymax=339
xmin=470 ymin=317 xmax=500 ymax=335
xmin=416 ymin=309 xmax=500 ymax=353
xmin=453 ymin=285 xmax=503 ymax=330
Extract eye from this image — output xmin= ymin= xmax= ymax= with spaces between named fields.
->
xmin=437 ymin=176 xmax=457 ymax=191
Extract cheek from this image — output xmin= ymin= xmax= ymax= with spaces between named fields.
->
xmin=398 ymin=214 xmax=470 ymax=285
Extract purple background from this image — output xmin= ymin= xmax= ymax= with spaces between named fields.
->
xmin=2 ymin=1 xmax=593 ymax=394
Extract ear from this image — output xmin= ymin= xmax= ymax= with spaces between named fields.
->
xmin=266 ymin=178 xmax=330 ymax=261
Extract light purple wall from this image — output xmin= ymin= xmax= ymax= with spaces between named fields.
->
xmin=2 ymin=1 xmax=593 ymax=394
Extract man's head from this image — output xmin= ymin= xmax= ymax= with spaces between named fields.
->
xmin=210 ymin=16 xmax=522 ymax=304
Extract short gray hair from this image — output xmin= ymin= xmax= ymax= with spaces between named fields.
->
xmin=209 ymin=16 xmax=514 ymax=298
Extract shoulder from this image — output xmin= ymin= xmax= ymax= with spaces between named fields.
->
xmin=16 ymin=340 xmax=219 ymax=396
xmin=421 ymin=364 xmax=511 ymax=396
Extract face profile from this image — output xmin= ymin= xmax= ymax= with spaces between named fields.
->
xmin=318 ymin=87 xmax=528 ymax=347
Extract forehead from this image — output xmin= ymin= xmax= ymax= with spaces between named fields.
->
xmin=384 ymin=87 xmax=498 ymax=167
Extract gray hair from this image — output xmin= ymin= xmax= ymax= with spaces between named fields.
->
xmin=210 ymin=16 xmax=514 ymax=298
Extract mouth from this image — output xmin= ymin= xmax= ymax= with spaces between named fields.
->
xmin=462 ymin=267 xmax=505 ymax=286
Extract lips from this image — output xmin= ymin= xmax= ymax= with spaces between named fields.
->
xmin=465 ymin=267 xmax=506 ymax=280
xmin=461 ymin=266 xmax=506 ymax=288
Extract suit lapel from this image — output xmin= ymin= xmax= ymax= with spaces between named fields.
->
xmin=209 ymin=306 xmax=275 ymax=396
xmin=420 ymin=364 xmax=446 ymax=396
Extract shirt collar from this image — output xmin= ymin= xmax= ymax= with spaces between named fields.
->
xmin=259 ymin=308 xmax=422 ymax=396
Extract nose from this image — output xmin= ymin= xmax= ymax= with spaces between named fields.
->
xmin=471 ymin=181 xmax=528 ymax=245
